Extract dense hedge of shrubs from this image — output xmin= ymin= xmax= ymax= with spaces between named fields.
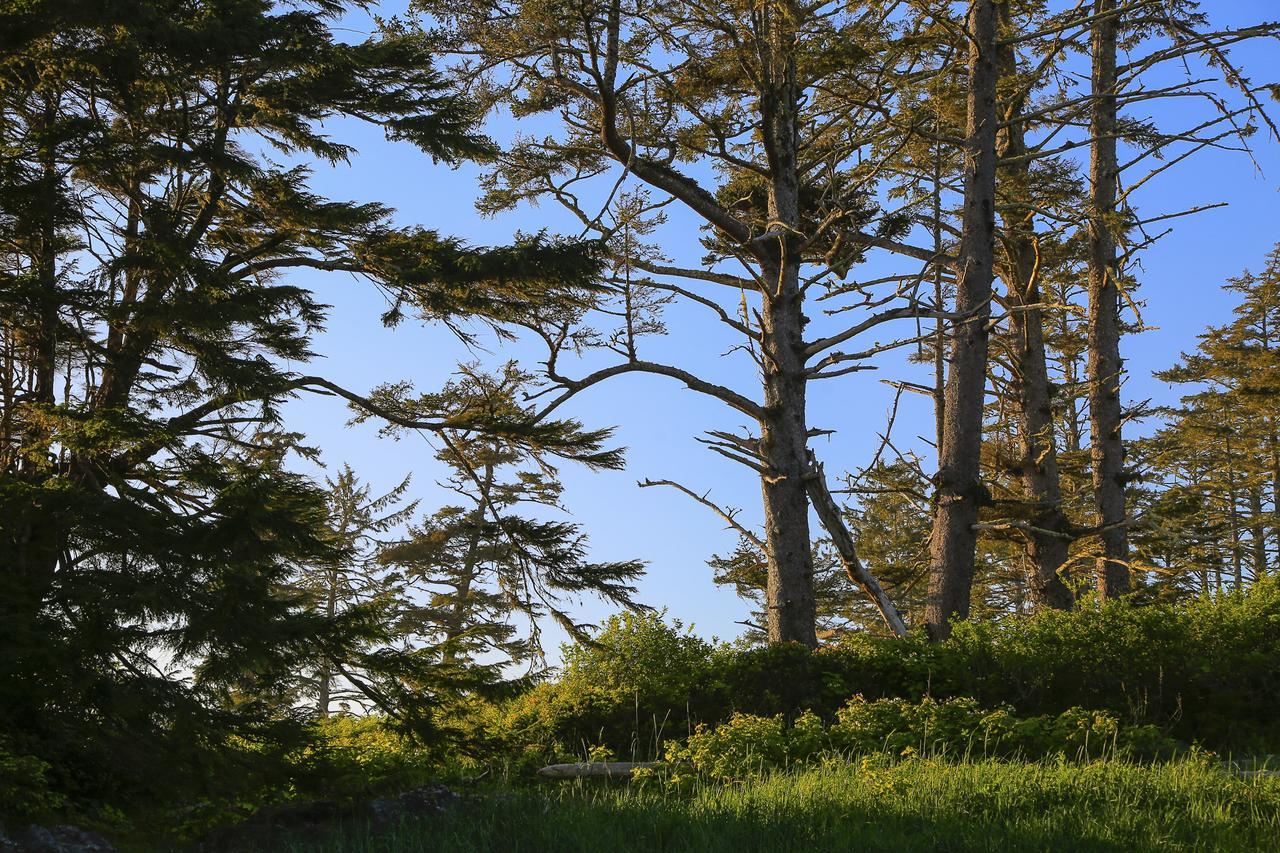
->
xmin=483 ymin=578 xmax=1280 ymax=765
xmin=659 ymin=698 xmax=1180 ymax=782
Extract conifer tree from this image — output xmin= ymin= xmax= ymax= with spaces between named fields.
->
xmin=412 ymin=0 xmax=977 ymax=645
xmin=925 ymin=0 xmax=1001 ymax=640
xmin=1142 ymin=246 xmax=1280 ymax=589
xmin=299 ymin=466 xmax=417 ymax=718
xmin=0 ymin=0 xmax=607 ymax=804
xmin=376 ymin=366 xmax=646 ymax=668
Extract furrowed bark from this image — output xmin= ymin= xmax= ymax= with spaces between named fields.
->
xmin=1087 ymin=0 xmax=1131 ymax=598
xmin=925 ymin=0 xmax=1000 ymax=641
xmin=758 ymin=281 xmax=818 ymax=647
xmin=995 ymin=1 xmax=1074 ymax=611
xmin=756 ymin=10 xmax=817 ymax=647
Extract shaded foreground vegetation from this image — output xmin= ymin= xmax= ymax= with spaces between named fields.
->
xmin=4 ymin=582 xmax=1280 ymax=846
xmin=276 ymin=759 xmax=1280 ymax=853
xmin=482 ymin=579 xmax=1280 ymax=769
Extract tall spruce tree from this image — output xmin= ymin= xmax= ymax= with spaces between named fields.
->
xmin=0 ymin=0 xmax=607 ymax=807
xmin=412 ymin=0 xmax=983 ymax=645
xmin=924 ymin=0 xmax=1001 ymax=640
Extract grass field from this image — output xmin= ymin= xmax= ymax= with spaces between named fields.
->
xmin=276 ymin=757 xmax=1280 ymax=852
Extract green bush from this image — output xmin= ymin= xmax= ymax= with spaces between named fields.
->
xmin=486 ymin=611 xmax=715 ymax=765
xmin=0 ymin=739 xmax=66 ymax=821
xmin=664 ymin=698 xmax=1183 ymax=781
xmin=485 ymin=579 xmax=1280 ymax=761
xmin=290 ymin=715 xmax=436 ymax=801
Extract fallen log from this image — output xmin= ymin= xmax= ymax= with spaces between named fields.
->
xmin=536 ymin=762 xmax=656 ymax=780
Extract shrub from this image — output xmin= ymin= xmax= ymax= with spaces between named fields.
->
xmin=486 ymin=611 xmax=715 ymax=765
xmin=292 ymin=715 xmax=436 ymax=800
xmin=0 ymin=739 xmax=65 ymax=822
xmin=486 ymin=579 xmax=1280 ymax=761
xmin=665 ymin=698 xmax=1183 ymax=781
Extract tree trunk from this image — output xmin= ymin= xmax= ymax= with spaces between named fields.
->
xmin=925 ymin=0 xmax=1000 ymax=641
xmin=754 ymin=13 xmax=817 ymax=648
xmin=1087 ymin=0 xmax=1131 ymax=598
xmin=758 ymin=255 xmax=818 ymax=648
xmin=1249 ymin=487 xmax=1267 ymax=583
xmin=442 ymin=462 xmax=495 ymax=663
xmin=316 ymin=577 xmax=333 ymax=717
xmin=1003 ymin=248 xmax=1075 ymax=610
xmin=995 ymin=1 xmax=1074 ymax=611
xmin=5 ymin=96 xmax=66 ymax=621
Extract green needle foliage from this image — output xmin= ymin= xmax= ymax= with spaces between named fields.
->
xmin=377 ymin=366 xmax=646 ymax=670
xmin=0 ymin=0 xmax=607 ymax=815
xmin=1136 ymin=245 xmax=1280 ymax=594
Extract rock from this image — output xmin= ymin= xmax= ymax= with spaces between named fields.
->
xmin=197 ymin=783 xmax=465 ymax=849
xmin=195 ymin=799 xmax=362 ymax=851
xmin=368 ymin=783 xmax=462 ymax=826
xmin=7 ymin=825 xmax=116 ymax=852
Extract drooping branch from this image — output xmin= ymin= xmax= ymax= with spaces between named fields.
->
xmin=804 ymin=451 xmax=908 ymax=637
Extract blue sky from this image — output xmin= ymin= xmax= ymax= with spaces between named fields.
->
xmin=281 ymin=1 xmax=1280 ymax=655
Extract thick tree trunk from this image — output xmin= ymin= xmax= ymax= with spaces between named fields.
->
xmin=758 ymin=256 xmax=818 ymax=648
xmin=925 ymin=0 xmax=1000 ymax=641
xmin=1087 ymin=0 xmax=1131 ymax=598
xmin=753 ymin=15 xmax=817 ymax=648
xmin=996 ymin=2 xmax=1074 ymax=611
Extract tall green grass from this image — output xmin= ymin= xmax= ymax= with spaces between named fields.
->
xmin=279 ymin=757 xmax=1280 ymax=852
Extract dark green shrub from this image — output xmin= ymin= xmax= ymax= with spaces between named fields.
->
xmin=487 ymin=579 xmax=1280 ymax=760
xmin=664 ymin=697 xmax=1183 ymax=781
xmin=0 ymin=739 xmax=66 ymax=822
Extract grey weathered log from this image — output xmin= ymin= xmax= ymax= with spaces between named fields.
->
xmin=536 ymin=762 xmax=656 ymax=780
xmin=804 ymin=452 xmax=908 ymax=637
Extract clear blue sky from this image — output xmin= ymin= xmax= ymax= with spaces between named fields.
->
xmin=281 ymin=1 xmax=1280 ymax=656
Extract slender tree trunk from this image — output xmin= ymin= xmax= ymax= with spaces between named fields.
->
xmin=317 ymin=570 xmax=337 ymax=717
xmin=996 ymin=1 xmax=1074 ymax=611
xmin=925 ymin=0 xmax=1000 ymax=641
xmin=805 ymin=452 xmax=907 ymax=636
xmin=1003 ymin=251 xmax=1075 ymax=610
xmin=442 ymin=462 xmax=495 ymax=662
xmin=1269 ymin=426 xmax=1280 ymax=569
xmin=1087 ymin=0 xmax=1131 ymax=598
xmin=1249 ymin=487 xmax=1267 ymax=584
xmin=1225 ymin=436 xmax=1243 ymax=589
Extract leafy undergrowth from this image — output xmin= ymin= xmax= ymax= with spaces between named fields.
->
xmin=276 ymin=757 xmax=1280 ymax=852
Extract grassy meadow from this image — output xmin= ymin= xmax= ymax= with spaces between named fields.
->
xmin=271 ymin=758 xmax=1280 ymax=853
